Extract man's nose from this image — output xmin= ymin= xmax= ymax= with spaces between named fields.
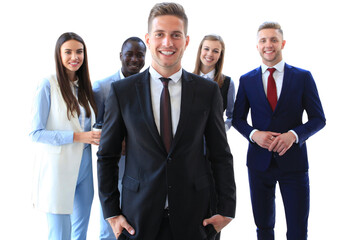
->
xmin=162 ymin=35 xmax=173 ymax=47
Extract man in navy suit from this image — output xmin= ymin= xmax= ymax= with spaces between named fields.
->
xmin=233 ymin=22 xmax=325 ymax=240
xmin=97 ymin=2 xmax=236 ymax=240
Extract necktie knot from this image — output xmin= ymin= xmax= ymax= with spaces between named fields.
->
xmin=160 ymin=77 xmax=171 ymax=88
xmin=268 ymin=68 xmax=276 ymax=75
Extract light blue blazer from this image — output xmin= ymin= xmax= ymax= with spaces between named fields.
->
xmin=93 ymin=70 xmax=121 ymax=123
xmin=93 ymin=70 xmax=125 ymax=196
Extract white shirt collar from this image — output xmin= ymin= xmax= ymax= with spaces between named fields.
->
xmin=261 ymin=60 xmax=285 ymax=73
xmin=119 ymin=70 xmax=125 ymax=80
xmin=71 ymin=76 xmax=79 ymax=87
xmin=149 ymin=66 xmax=182 ymax=84
xmin=200 ymin=69 xmax=215 ymax=79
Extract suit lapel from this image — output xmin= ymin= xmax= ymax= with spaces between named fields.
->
xmin=170 ymin=70 xmax=194 ymax=152
xmin=135 ymin=69 xmax=165 ymax=151
xmin=274 ymin=63 xmax=292 ymax=114
xmin=254 ymin=67 xmax=273 ymax=112
xmin=135 ymin=69 xmax=195 ymax=154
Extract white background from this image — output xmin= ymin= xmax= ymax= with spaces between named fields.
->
xmin=0 ymin=0 xmax=342 ymax=239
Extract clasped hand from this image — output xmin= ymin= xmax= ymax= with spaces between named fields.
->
xmin=252 ymin=131 xmax=296 ymax=156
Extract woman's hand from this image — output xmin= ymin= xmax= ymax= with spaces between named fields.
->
xmin=73 ymin=131 xmax=101 ymax=145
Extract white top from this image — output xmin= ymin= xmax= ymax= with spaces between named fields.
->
xmin=200 ymin=69 xmax=215 ymax=79
xmin=249 ymin=60 xmax=298 ymax=143
xmin=261 ymin=60 xmax=285 ymax=99
xmin=149 ymin=67 xmax=182 ymax=137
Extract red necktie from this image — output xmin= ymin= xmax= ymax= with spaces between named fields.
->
xmin=160 ymin=77 xmax=173 ymax=152
xmin=267 ymin=68 xmax=277 ymax=111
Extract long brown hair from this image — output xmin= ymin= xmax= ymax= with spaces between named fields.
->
xmin=54 ymin=32 xmax=97 ymax=119
xmin=193 ymin=34 xmax=225 ymax=88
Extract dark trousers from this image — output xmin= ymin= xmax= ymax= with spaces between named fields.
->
xmin=248 ymin=160 xmax=309 ymax=240
xmin=120 ymin=209 xmax=218 ymax=240
xmin=156 ymin=209 xmax=219 ymax=240
xmin=155 ymin=209 xmax=174 ymax=240
xmin=119 ymin=209 xmax=174 ymax=240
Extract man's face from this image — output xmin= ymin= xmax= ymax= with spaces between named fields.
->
xmin=145 ymin=15 xmax=189 ymax=77
xmin=120 ymin=41 xmax=146 ymax=77
xmin=257 ymin=28 xmax=286 ymax=67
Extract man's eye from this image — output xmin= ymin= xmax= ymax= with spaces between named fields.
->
xmin=172 ymin=33 xmax=182 ymax=38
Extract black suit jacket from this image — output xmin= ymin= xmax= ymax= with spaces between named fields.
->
xmin=97 ymin=68 xmax=236 ymax=240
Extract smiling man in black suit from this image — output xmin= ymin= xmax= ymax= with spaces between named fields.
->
xmin=97 ymin=2 xmax=236 ymax=240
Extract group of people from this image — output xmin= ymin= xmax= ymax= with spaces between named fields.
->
xmin=30 ymin=2 xmax=326 ymax=240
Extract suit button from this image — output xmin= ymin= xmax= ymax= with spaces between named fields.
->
xmin=167 ymin=157 xmax=172 ymax=163
xmin=168 ymin=185 xmax=172 ymax=189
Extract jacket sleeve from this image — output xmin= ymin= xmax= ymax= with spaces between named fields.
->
xmin=292 ymin=71 xmax=326 ymax=145
xmin=30 ymin=78 xmax=74 ymax=145
xmin=205 ymin=83 xmax=236 ymax=218
xmin=232 ymin=77 xmax=255 ymax=141
xmin=97 ymin=82 xmax=125 ymax=219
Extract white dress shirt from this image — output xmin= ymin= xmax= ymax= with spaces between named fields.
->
xmin=249 ymin=60 xmax=299 ymax=143
xmin=261 ymin=60 xmax=285 ymax=99
xmin=200 ymin=69 xmax=215 ymax=80
xmin=149 ymin=67 xmax=182 ymax=137
xmin=149 ymin=66 xmax=182 ymax=208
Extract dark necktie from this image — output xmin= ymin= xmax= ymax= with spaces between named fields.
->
xmin=267 ymin=68 xmax=277 ymax=111
xmin=160 ymin=77 xmax=173 ymax=152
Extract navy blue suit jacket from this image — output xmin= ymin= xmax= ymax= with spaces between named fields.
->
xmin=233 ymin=63 xmax=326 ymax=172
xmin=97 ymin=68 xmax=236 ymax=240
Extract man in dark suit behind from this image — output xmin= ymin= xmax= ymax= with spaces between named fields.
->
xmin=233 ymin=22 xmax=326 ymax=240
xmin=97 ymin=2 xmax=236 ymax=240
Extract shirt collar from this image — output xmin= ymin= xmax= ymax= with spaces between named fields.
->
xmin=71 ymin=77 xmax=79 ymax=87
xmin=119 ymin=70 xmax=125 ymax=80
xmin=261 ymin=60 xmax=285 ymax=73
xmin=149 ymin=66 xmax=182 ymax=84
xmin=200 ymin=69 xmax=215 ymax=79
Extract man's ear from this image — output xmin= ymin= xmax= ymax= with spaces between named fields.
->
xmin=145 ymin=33 xmax=150 ymax=48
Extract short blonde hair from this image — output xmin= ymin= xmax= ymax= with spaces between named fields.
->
xmin=258 ymin=21 xmax=283 ymax=37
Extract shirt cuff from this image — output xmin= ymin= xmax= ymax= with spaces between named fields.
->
xmin=288 ymin=130 xmax=299 ymax=144
xmin=213 ymin=214 xmax=234 ymax=219
xmin=106 ymin=216 xmax=118 ymax=221
xmin=249 ymin=129 xmax=258 ymax=142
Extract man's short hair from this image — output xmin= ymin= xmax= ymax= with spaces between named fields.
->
xmin=148 ymin=2 xmax=188 ymax=35
xmin=121 ymin=37 xmax=146 ymax=52
xmin=258 ymin=21 xmax=283 ymax=37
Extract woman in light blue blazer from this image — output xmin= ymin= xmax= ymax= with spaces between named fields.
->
xmin=30 ymin=32 xmax=99 ymax=240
